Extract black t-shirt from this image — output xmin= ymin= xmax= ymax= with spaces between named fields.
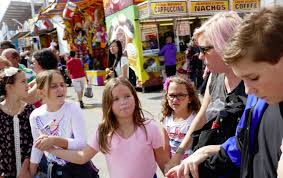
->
xmin=253 ymin=102 xmax=283 ymax=178
xmin=206 ymin=73 xmax=246 ymax=121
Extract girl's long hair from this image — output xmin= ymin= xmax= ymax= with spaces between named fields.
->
xmin=98 ymin=78 xmax=146 ymax=154
xmin=161 ymin=76 xmax=201 ymax=122
xmin=108 ymin=40 xmax=123 ymax=70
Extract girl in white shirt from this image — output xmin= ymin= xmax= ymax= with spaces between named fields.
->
xmin=108 ymin=40 xmax=129 ymax=79
xmin=29 ymin=70 xmax=98 ymax=178
xmin=161 ymin=76 xmax=201 ymax=160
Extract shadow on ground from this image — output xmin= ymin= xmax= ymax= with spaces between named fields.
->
xmin=84 ymin=103 xmax=102 ymax=109
xmin=147 ymin=96 xmax=164 ymax=100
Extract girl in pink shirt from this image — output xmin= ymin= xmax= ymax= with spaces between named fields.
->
xmin=36 ymin=78 xmax=169 ymax=178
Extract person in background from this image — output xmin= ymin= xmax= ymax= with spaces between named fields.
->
xmin=186 ymin=38 xmax=204 ymax=88
xmin=37 ymin=78 xmax=169 ymax=178
xmin=26 ymin=48 xmax=59 ymax=107
xmin=161 ymin=76 xmax=201 ymax=159
xmin=158 ymin=36 xmax=177 ymax=77
xmin=106 ymin=40 xmax=129 ymax=79
xmin=0 ymin=67 xmax=34 ymax=178
xmin=31 ymin=49 xmax=59 ymax=75
xmin=66 ymin=50 xmax=87 ymax=108
xmin=0 ymin=40 xmax=16 ymax=55
xmin=2 ymin=48 xmax=35 ymax=83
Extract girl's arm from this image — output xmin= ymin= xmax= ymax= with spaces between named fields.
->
xmin=120 ymin=64 xmax=128 ymax=79
xmin=18 ymin=158 xmax=32 ymax=178
xmin=29 ymin=163 xmax=38 ymax=177
xmin=23 ymin=81 xmax=40 ymax=104
xmin=49 ymin=145 xmax=98 ymax=164
xmin=119 ymin=57 xmax=129 ymax=79
xmin=166 ymin=75 xmax=213 ymax=168
xmin=162 ymin=128 xmax=171 ymax=156
xmin=154 ymin=146 xmax=170 ymax=174
xmin=36 ymin=105 xmax=87 ymax=150
xmin=35 ymin=135 xmax=68 ymax=150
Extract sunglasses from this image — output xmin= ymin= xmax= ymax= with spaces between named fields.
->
xmin=198 ymin=45 xmax=214 ymax=54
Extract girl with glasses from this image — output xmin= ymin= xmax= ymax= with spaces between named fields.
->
xmin=161 ymin=76 xmax=201 ymax=162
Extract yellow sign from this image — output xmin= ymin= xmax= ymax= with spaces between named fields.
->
xmin=232 ymin=0 xmax=260 ymax=11
xmin=190 ymin=0 xmax=229 ymax=13
xmin=151 ymin=1 xmax=187 ymax=15
xmin=138 ymin=3 xmax=149 ymax=18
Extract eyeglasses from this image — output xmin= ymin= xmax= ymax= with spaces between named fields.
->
xmin=198 ymin=45 xmax=214 ymax=54
xmin=167 ymin=93 xmax=189 ymax=101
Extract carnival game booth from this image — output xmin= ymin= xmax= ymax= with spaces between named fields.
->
xmin=38 ymin=0 xmax=110 ymax=86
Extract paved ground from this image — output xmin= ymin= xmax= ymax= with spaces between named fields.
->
xmin=66 ymin=85 xmax=165 ymax=178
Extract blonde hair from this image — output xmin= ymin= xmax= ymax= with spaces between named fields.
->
xmin=194 ymin=11 xmax=242 ymax=54
xmin=36 ymin=70 xmax=63 ymax=97
xmin=98 ymin=78 xmax=146 ymax=154
xmin=224 ymin=6 xmax=283 ymax=64
xmin=0 ymin=56 xmax=11 ymax=69
xmin=161 ymin=76 xmax=201 ymax=122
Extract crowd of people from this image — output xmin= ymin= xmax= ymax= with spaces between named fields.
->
xmin=0 ymin=5 xmax=283 ymax=178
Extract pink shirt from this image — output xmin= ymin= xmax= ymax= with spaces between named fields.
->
xmin=88 ymin=120 xmax=164 ymax=178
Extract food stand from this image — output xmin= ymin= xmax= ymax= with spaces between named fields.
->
xmin=136 ymin=0 xmax=189 ymax=90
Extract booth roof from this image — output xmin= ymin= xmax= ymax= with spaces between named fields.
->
xmin=38 ymin=0 xmax=103 ymax=20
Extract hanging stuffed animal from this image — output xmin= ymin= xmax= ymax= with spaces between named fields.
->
xmin=63 ymin=1 xmax=77 ymax=20
xmin=100 ymin=26 xmax=107 ymax=48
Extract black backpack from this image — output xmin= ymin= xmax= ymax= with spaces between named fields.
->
xmin=191 ymin=93 xmax=246 ymax=151
xmin=128 ymin=67 xmax=136 ymax=87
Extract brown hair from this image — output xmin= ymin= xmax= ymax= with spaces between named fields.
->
xmin=223 ymin=6 xmax=283 ymax=64
xmin=161 ymin=76 xmax=201 ymax=122
xmin=98 ymin=78 xmax=146 ymax=154
xmin=36 ymin=69 xmax=62 ymax=97
xmin=0 ymin=67 xmax=21 ymax=97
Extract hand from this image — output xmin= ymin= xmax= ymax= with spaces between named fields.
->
xmin=35 ymin=135 xmax=54 ymax=151
xmin=164 ymin=154 xmax=182 ymax=174
xmin=166 ymin=148 xmax=208 ymax=178
xmin=165 ymin=164 xmax=187 ymax=178
xmin=18 ymin=158 xmax=32 ymax=178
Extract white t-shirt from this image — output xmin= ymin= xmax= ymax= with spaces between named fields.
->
xmin=29 ymin=102 xmax=87 ymax=165
xmin=88 ymin=120 xmax=164 ymax=178
xmin=162 ymin=113 xmax=196 ymax=157
xmin=114 ymin=56 xmax=129 ymax=78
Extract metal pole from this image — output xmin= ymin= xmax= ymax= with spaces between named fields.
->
xmin=30 ymin=0 xmax=35 ymax=18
